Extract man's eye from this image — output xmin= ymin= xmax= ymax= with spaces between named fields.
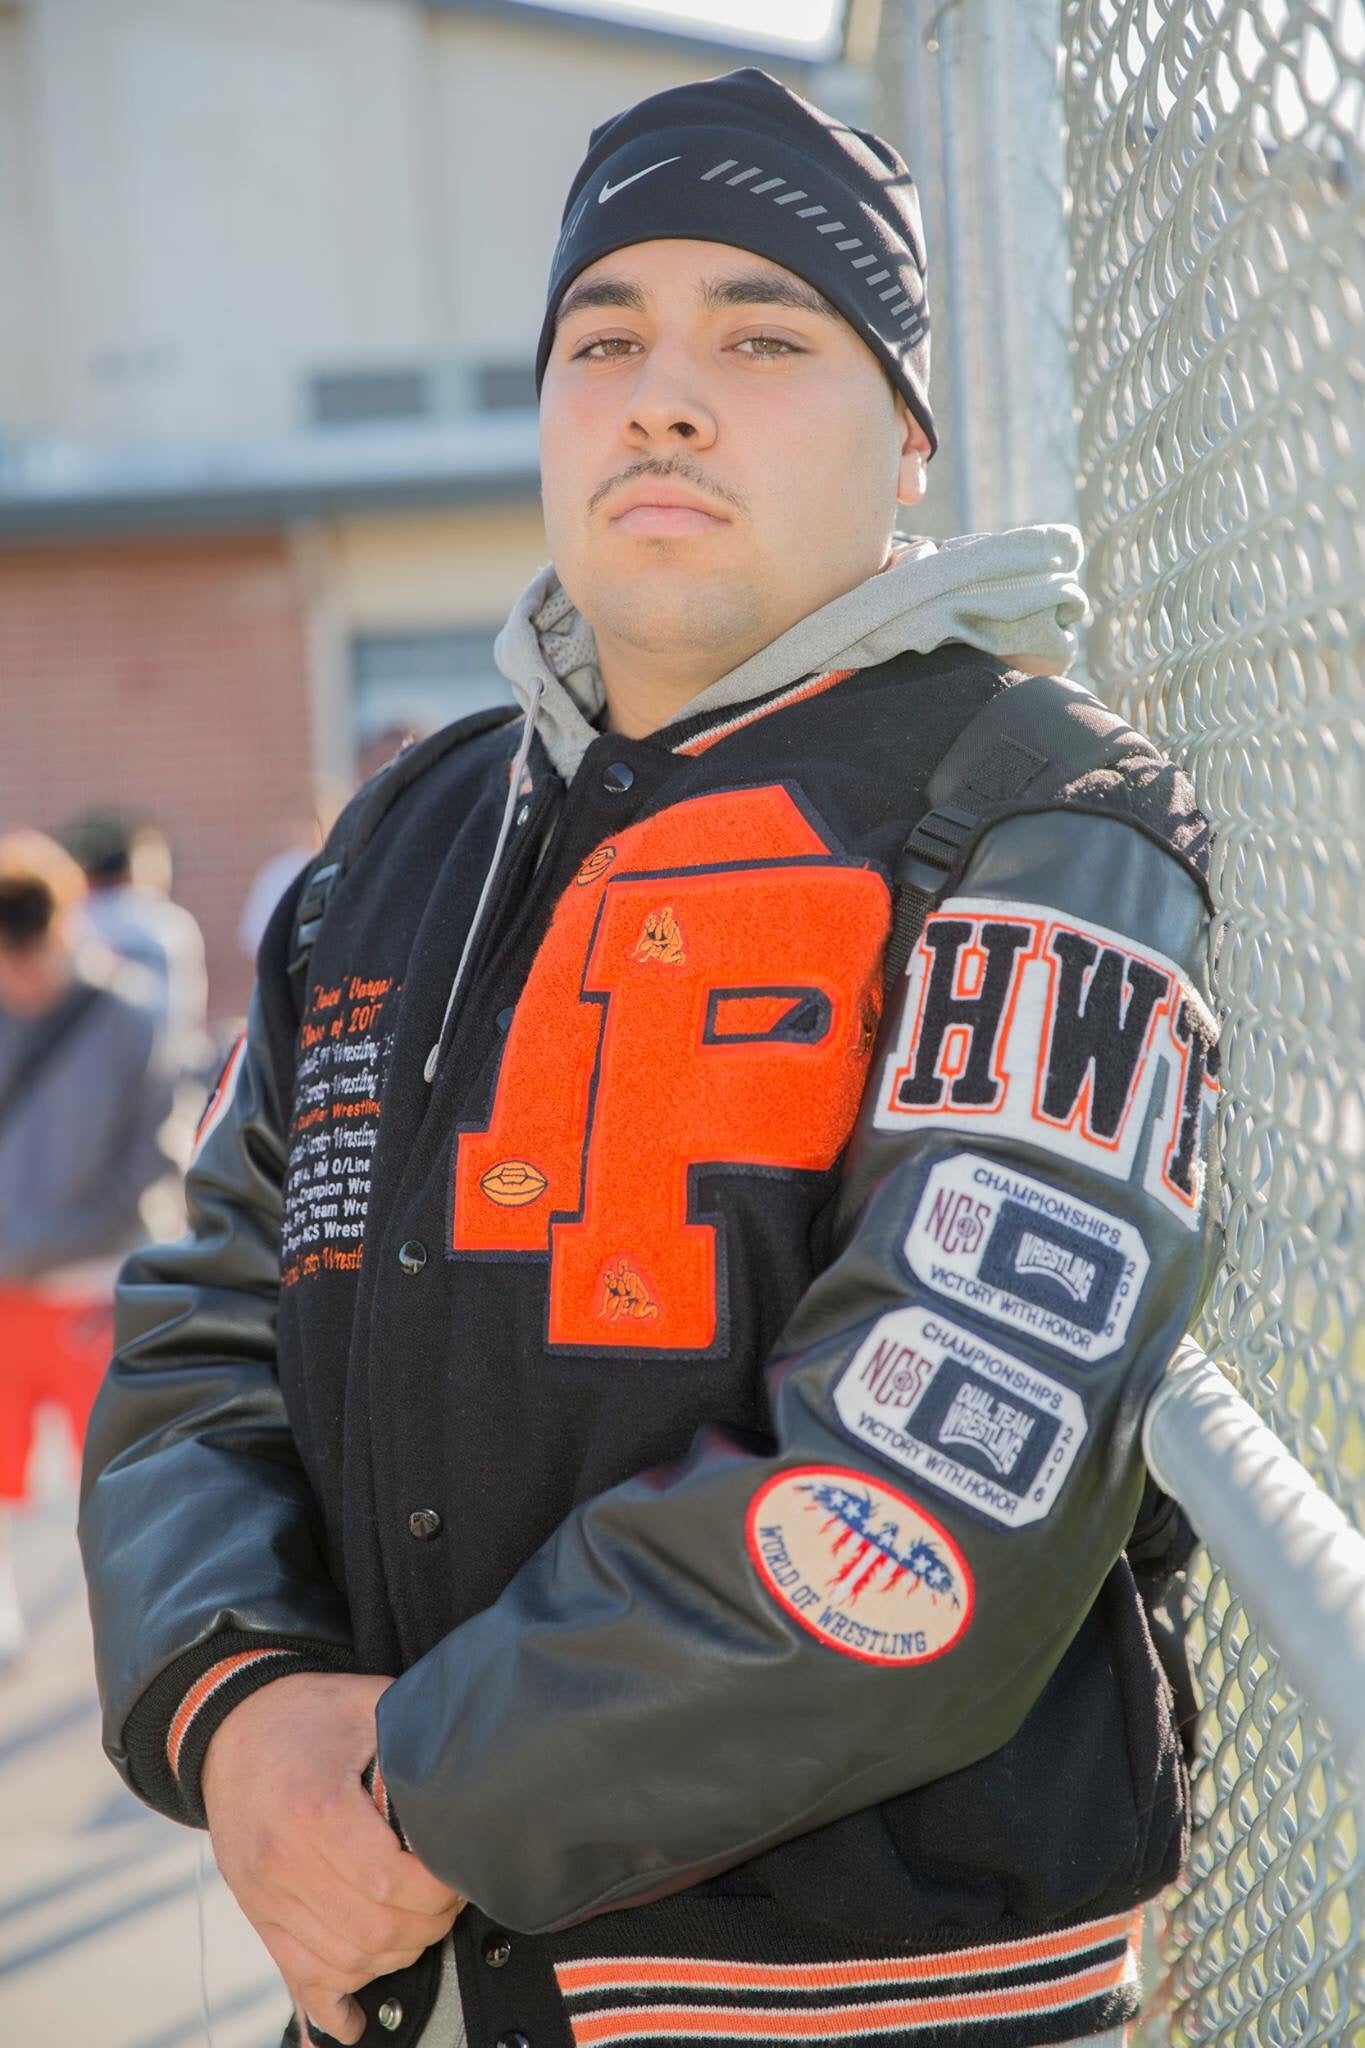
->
xmin=573 ymin=337 xmax=639 ymax=360
xmin=734 ymin=335 xmax=802 ymax=357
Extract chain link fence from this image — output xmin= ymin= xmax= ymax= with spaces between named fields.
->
xmin=1058 ymin=1 xmax=1365 ymax=2039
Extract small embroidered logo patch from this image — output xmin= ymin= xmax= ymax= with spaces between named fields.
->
xmin=576 ymin=845 xmax=618 ymax=887
xmin=902 ymin=1152 xmax=1149 ymax=1360
xmin=599 ymin=1257 xmax=659 ymax=1321
xmin=632 ymin=905 xmax=686 ymax=965
xmin=747 ymin=1465 xmax=973 ymax=1666
xmin=831 ymin=1307 xmax=1087 ymax=1529
xmin=480 ymin=1159 xmax=548 ymax=1208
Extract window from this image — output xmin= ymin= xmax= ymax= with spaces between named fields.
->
xmin=306 ymin=360 xmax=537 ymax=427
xmin=352 ymin=628 xmax=513 ymax=758
xmin=310 ymin=367 xmax=431 ymax=427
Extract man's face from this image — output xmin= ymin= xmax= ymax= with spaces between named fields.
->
xmin=0 ymin=935 xmax=67 ymax=1019
xmin=539 ymin=239 xmax=929 ymax=674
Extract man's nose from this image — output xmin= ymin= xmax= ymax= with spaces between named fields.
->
xmin=619 ymin=346 xmax=718 ymax=448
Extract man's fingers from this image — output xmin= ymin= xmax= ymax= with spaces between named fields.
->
xmin=265 ymin=1922 xmax=366 ymax=1997
xmin=275 ymin=1822 xmax=462 ymax=1953
xmin=301 ymin=1997 xmax=364 ymax=2048
xmin=310 ymin=1783 xmax=463 ymax=1918
xmin=292 ymin=1989 xmax=365 ymax=2048
xmin=300 ymin=1880 xmax=453 ymax=1972
xmin=261 ymin=1892 xmax=430 ymax=1984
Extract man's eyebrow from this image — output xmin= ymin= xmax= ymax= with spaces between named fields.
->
xmin=699 ymin=273 xmax=839 ymax=319
xmin=556 ymin=277 xmax=648 ymax=325
xmin=555 ymin=271 xmax=841 ymax=330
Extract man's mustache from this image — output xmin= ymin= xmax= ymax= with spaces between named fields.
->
xmin=588 ymin=458 xmax=747 ymax=518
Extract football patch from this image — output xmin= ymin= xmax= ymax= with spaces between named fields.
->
xmin=480 ymin=1159 xmax=548 ymax=1208
xmin=747 ymin=1465 xmax=973 ymax=1666
xmin=873 ymin=898 xmax=1219 ymax=1229
xmin=903 ymin=1153 xmax=1149 ymax=1360
xmin=831 ymin=1308 xmax=1086 ymax=1530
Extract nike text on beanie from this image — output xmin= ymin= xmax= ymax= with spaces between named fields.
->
xmin=536 ymin=68 xmax=936 ymax=456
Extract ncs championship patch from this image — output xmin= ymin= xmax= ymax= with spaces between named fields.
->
xmin=747 ymin=1465 xmax=973 ymax=1666
xmin=903 ymin=1152 xmax=1149 ymax=1360
xmin=831 ymin=1308 xmax=1087 ymax=1530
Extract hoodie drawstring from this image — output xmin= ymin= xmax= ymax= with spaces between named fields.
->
xmin=423 ymin=675 xmax=545 ymax=1085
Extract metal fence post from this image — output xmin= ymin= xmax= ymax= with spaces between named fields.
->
xmin=879 ymin=0 xmax=1081 ymax=541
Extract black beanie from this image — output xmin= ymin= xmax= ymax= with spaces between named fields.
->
xmin=537 ymin=68 xmax=936 ymax=456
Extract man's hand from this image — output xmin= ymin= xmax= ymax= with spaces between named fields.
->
xmin=202 ymin=1671 xmax=464 ymax=2045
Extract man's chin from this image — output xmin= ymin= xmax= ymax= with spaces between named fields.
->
xmin=585 ymin=568 xmax=769 ymax=658
xmin=605 ymin=530 xmax=732 ymax=563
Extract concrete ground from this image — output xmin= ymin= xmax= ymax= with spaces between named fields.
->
xmin=0 ymin=1422 xmax=290 ymax=2048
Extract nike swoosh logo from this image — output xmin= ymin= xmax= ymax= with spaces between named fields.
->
xmin=598 ymin=156 xmax=681 ymax=204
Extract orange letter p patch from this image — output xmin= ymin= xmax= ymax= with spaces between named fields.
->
xmin=452 ymin=786 xmax=889 ymax=1352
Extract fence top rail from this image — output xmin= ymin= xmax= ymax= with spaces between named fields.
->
xmin=1143 ymin=1340 xmax=1365 ymax=1782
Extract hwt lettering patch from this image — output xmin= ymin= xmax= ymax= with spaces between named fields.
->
xmin=831 ymin=1307 xmax=1087 ymax=1529
xmin=903 ymin=1152 xmax=1150 ymax=1361
xmin=874 ymin=899 xmax=1218 ymax=1229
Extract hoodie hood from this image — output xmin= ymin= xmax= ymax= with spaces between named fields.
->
xmin=494 ymin=524 xmax=1090 ymax=783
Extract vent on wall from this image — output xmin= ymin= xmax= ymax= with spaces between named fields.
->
xmin=310 ymin=366 xmax=431 ymax=426
xmin=473 ymin=362 xmax=537 ymax=411
xmin=306 ymin=361 xmax=536 ymax=428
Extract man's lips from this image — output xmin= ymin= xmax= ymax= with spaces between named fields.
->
xmin=606 ymin=484 xmax=732 ymax=536
xmin=613 ymin=504 xmax=728 ymax=535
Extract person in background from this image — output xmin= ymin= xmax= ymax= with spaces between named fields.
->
xmin=64 ymin=810 xmax=210 ymax=1079
xmin=355 ymin=722 xmax=418 ymax=786
xmin=0 ymin=832 xmax=177 ymax=1665
xmin=238 ymin=783 xmax=348 ymax=963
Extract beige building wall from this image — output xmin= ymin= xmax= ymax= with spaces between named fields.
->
xmin=16 ymin=0 xmax=439 ymax=443
xmin=1 ymin=0 xmax=804 ymax=448
xmin=329 ymin=503 xmax=548 ymax=632
xmin=0 ymin=3 xmax=44 ymax=436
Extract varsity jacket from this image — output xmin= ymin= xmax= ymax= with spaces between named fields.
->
xmin=80 ymin=605 xmax=1219 ymax=2048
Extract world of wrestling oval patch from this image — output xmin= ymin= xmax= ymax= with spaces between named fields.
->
xmin=746 ymin=1465 xmax=974 ymax=1667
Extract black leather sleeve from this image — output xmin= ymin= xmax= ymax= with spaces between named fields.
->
xmin=376 ymin=802 xmax=1221 ymax=1933
xmin=78 ymin=913 xmax=356 ymax=1829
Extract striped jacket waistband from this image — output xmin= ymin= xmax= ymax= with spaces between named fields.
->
xmin=553 ymin=1908 xmax=1143 ymax=2047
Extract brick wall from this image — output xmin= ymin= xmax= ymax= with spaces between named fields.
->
xmin=0 ymin=531 xmax=316 ymax=1028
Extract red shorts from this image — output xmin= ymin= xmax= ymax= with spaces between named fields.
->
xmin=0 ymin=1287 xmax=112 ymax=1502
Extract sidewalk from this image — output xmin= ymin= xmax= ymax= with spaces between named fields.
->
xmin=0 ymin=1433 xmax=289 ymax=2048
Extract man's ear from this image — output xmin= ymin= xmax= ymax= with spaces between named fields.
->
xmin=895 ymin=402 xmax=931 ymax=508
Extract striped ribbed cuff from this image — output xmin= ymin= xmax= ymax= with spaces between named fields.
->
xmin=122 ymin=1628 xmax=357 ymax=1827
xmin=362 ymin=1754 xmax=411 ymax=1851
xmin=553 ymin=1908 xmax=1144 ymax=2048
xmin=168 ymin=1646 xmax=303 ymax=1784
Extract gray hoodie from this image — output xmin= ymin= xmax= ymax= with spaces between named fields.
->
xmin=494 ymin=523 xmax=1090 ymax=783
xmin=424 ymin=524 xmax=1089 ymax=1080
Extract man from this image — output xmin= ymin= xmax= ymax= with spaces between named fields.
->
xmin=64 ymin=810 xmax=210 ymax=1078
xmin=80 ymin=72 xmax=1218 ymax=2048
xmin=0 ymin=831 xmax=174 ymax=1659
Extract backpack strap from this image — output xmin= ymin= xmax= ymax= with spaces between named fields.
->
xmin=882 ymin=674 xmax=1134 ymax=999
xmin=287 ymin=706 xmax=519 ymax=985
